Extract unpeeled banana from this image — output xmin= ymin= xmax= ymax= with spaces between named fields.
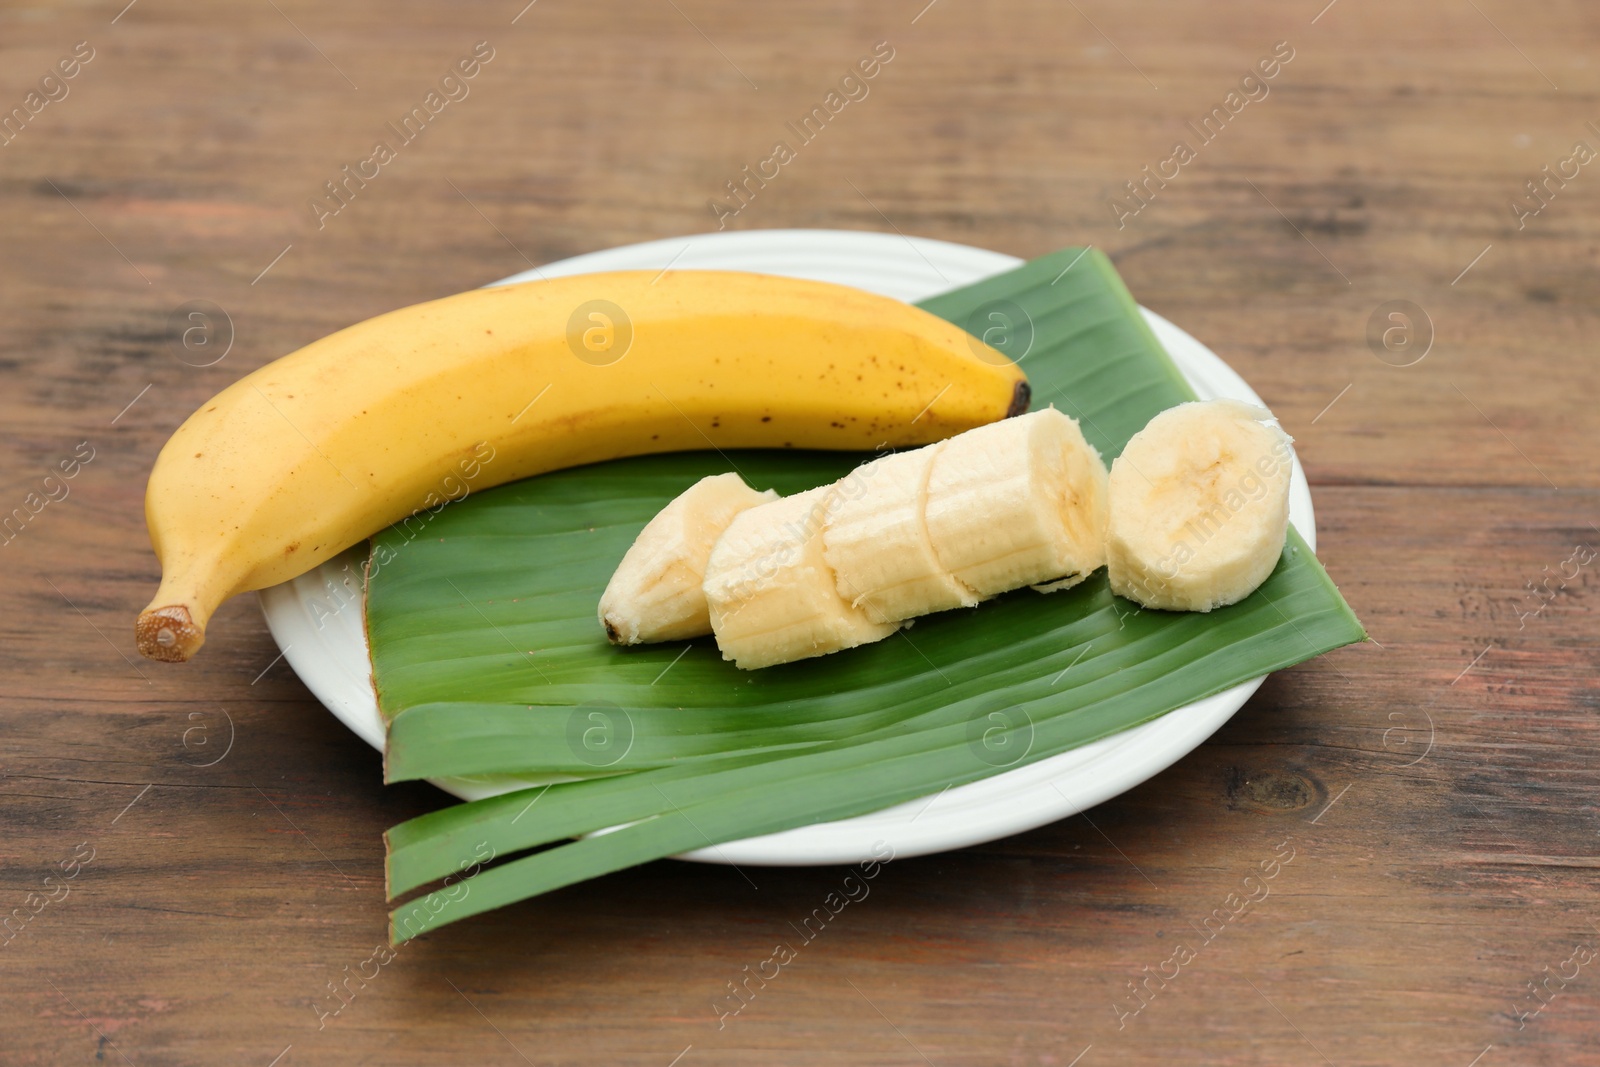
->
xmin=136 ymin=270 xmax=1028 ymax=661
xmin=1106 ymin=400 xmax=1293 ymax=612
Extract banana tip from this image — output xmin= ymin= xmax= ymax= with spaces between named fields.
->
xmin=136 ymin=605 xmax=205 ymax=662
xmin=1006 ymin=380 xmax=1031 ymax=419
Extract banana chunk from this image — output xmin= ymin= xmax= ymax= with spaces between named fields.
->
xmin=1106 ymin=399 xmax=1293 ymax=612
xmin=923 ymin=408 xmax=1110 ymax=598
xmin=703 ymin=487 xmax=900 ymax=670
xmin=821 ymin=444 xmax=980 ymax=624
xmin=599 ymin=473 xmax=777 ymax=645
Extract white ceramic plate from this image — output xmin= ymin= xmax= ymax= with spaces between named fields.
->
xmin=258 ymin=229 xmax=1315 ymax=866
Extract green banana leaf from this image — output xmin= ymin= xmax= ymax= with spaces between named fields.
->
xmin=365 ymin=248 xmax=1365 ymax=942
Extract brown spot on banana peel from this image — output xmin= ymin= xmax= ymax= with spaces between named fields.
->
xmin=136 ymin=605 xmax=205 ymax=662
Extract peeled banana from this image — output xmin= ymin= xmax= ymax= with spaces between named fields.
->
xmin=604 ymin=407 xmax=1111 ymax=669
xmin=1106 ymin=399 xmax=1293 ymax=612
xmin=820 ymin=444 xmax=979 ymax=624
xmin=604 ymin=399 xmax=1296 ymax=669
xmin=137 ymin=270 xmax=1027 ymax=661
xmin=923 ymin=407 xmax=1110 ymax=598
xmin=599 ymin=473 xmax=775 ymax=645
xmin=702 ymin=487 xmax=901 ymax=670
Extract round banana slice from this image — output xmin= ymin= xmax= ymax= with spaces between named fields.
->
xmin=1106 ymin=399 xmax=1293 ymax=612
xmin=599 ymin=473 xmax=776 ymax=644
xmin=821 ymin=444 xmax=981 ymax=624
xmin=703 ymin=487 xmax=900 ymax=670
xmin=923 ymin=407 xmax=1110 ymax=598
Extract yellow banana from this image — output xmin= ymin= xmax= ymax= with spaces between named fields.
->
xmin=137 ymin=270 xmax=1028 ymax=662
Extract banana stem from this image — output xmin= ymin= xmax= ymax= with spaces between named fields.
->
xmin=136 ymin=602 xmax=208 ymax=662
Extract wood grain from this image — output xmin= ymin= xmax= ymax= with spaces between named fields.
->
xmin=2 ymin=0 xmax=1597 ymax=1063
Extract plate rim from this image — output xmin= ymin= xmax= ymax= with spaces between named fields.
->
xmin=257 ymin=228 xmax=1315 ymax=866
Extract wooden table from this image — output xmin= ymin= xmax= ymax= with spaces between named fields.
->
xmin=3 ymin=0 xmax=1596 ymax=1063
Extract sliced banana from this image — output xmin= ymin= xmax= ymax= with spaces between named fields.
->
xmin=923 ymin=407 xmax=1110 ymax=598
xmin=821 ymin=444 xmax=980 ymax=624
xmin=603 ymin=400 xmax=1296 ymax=669
xmin=1106 ymin=399 xmax=1293 ymax=612
xmin=599 ymin=473 xmax=776 ymax=644
xmin=702 ymin=487 xmax=900 ymax=670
